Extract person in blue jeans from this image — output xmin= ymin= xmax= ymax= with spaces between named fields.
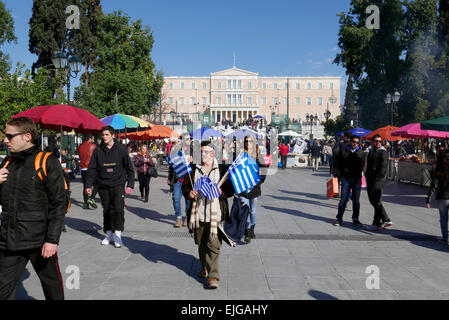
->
xmin=238 ymin=135 xmax=267 ymax=243
xmin=168 ymin=138 xmax=192 ymax=228
xmin=426 ymin=149 xmax=449 ymax=243
xmin=333 ymin=135 xmax=365 ymax=227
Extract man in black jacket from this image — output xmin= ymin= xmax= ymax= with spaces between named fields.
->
xmin=365 ymin=134 xmax=393 ymax=230
xmin=85 ymin=126 xmax=135 ymax=248
xmin=333 ymin=135 xmax=365 ymax=227
xmin=0 ymin=117 xmax=66 ymax=300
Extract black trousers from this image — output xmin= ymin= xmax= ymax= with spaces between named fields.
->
xmin=281 ymin=155 xmax=287 ymax=169
xmin=81 ymin=170 xmax=98 ymax=204
xmin=366 ymin=180 xmax=390 ymax=226
xmin=0 ymin=248 xmax=64 ymax=300
xmin=137 ymin=173 xmax=151 ymax=198
xmin=98 ymin=185 xmax=125 ymax=232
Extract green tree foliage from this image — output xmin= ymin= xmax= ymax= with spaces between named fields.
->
xmin=75 ymin=11 xmax=163 ymax=118
xmin=324 ymin=116 xmax=353 ymax=136
xmin=0 ymin=0 xmax=17 ymax=75
xmin=342 ymin=75 xmax=358 ymax=124
xmin=0 ymin=64 xmax=64 ymax=128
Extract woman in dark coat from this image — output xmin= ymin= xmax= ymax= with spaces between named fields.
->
xmin=134 ymin=144 xmax=154 ymax=203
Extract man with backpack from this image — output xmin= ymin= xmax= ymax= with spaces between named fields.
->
xmin=0 ymin=117 xmax=67 ymax=300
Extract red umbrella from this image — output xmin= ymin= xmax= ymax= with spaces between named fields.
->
xmin=11 ymin=104 xmax=104 ymax=133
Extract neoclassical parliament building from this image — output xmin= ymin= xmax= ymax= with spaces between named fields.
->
xmin=161 ymin=66 xmax=341 ymax=123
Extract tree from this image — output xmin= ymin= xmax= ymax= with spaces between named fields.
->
xmin=0 ymin=64 xmax=63 ymax=128
xmin=342 ymin=75 xmax=358 ymax=125
xmin=0 ymin=0 xmax=17 ymax=75
xmin=324 ymin=116 xmax=352 ymax=137
xmin=75 ymin=11 xmax=163 ymax=118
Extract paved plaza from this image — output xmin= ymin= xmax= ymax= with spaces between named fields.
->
xmin=15 ymin=164 xmax=449 ymax=300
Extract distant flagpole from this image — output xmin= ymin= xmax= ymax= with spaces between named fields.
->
xmin=233 ymin=51 xmax=236 ymax=68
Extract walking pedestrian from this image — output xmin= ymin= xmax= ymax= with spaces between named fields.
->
xmin=85 ymin=126 xmax=135 ymax=248
xmin=134 ymin=144 xmax=154 ymax=203
xmin=426 ymin=149 xmax=449 ymax=243
xmin=333 ymin=135 xmax=365 ymax=227
xmin=364 ymin=134 xmax=393 ymax=230
xmin=182 ymin=141 xmax=234 ymax=289
xmin=310 ymin=140 xmax=322 ymax=172
xmin=78 ymin=133 xmax=98 ymax=209
xmin=0 ymin=117 xmax=66 ymax=300
xmin=239 ymin=135 xmax=267 ymax=243
xmin=168 ymin=137 xmax=192 ymax=228
xmin=322 ymin=142 xmax=333 ymax=166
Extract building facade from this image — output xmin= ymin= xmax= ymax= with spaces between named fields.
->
xmin=161 ymin=66 xmax=341 ymax=124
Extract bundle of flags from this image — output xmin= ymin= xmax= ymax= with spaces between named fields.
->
xmin=194 ymin=176 xmax=221 ymax=200
xmin=168 ymin=149 xmax=192 ymax=178
xmin=228 ymin=152 xmax=262 ymax=194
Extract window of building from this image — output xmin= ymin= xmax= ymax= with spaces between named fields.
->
xmin=217 ymin=97 xmax=222 ymax=104
xmin=202 ymin=97 xmax=207 ymax=105
xmin=169 ymin=98 xmax=173 ymax=105
xmin=238 ymin=80 xmax=242 ymax=89
xmin=318 ymin=97 xmax=323 ymax=105
xmin=217 ymin=82 xmax=221 ymax=89
xmin=169 ymin=83 xmax=173 ymax=89
xmin=247 ymin=97 xmax=252 ymax=105
xmin=248 ymin=82 xmax=252 ymax=89
xmin=306 ymin=97 xmax=312 ymax=105
xmin=284 ymin=98 xmax=288 ymax=105
xmin=180 ymin=97 xmax=184 ymax=105
xmin=318 ymin=82 xmax=323 ymax=89
xmin=180 ymin=82 xmax=184 ymax=89
xmin=228 ymin=80 xmax=232 ymax=89
xmin=262 ymin=98 xmax=267 ymax=105
xmin=227 ymin=95 xmax=231 ymax=105
xmin=307 ymin=82 xmax=311 ymax=89
xmin=192 ymin=82 xmax=196 ymax=89
xmin=274 ymin=83 xmax=278 ymax=89
xmin=202 ymin=82 xmax=206 ymax=89
xmin=295 ymin=97 xmax=300 ymax=105
xmin=330 ymin=82 xmax=334 ymax=89
xmin=296 ymin=82 xmax=300 ymax=89
xmin=238 ymin=95 xmax=242 ymax=105
xmin=263 ymin=83 xmax=267 ymax=89
xmin=191 ymin=97 xmax=196 ymax=105
xmin=273 ymin=97 xmax=279 ymax=105
xmin=232 ymin=94 xmax=236 ymax=105
xmin=233 ymin=80 xmax=237 ymax=89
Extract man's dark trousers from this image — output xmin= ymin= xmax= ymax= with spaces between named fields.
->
xmin=98 ymin=185 xmax=125 ymax=232
xmin=336 ymin=178 xmax=361 ymax=221
xmin=281 ymin=155 xmax=287 ymax=169
xmin=81 ymin=170 xmax=98 ymax=204
xmin=366 ymin=180 xmax=390 ymax=226
xmin=0 ymin=248 xmax=64 ymax=300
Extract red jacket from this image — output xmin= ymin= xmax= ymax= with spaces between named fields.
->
xmin=78 ymin=141 xmax=97 ymax=169
xmin=279 ymin=145 xmax=290 ymax=156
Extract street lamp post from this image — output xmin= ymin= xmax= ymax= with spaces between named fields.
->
xmin=384 ymin=91 xmax=401 ymax=126
xmin=51 ymin=51 xmax=81 ymax=177
xmin=170 ymin=110 xmax=176 ymax=130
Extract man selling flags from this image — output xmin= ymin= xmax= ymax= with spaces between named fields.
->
xmin=182 ymin=141 xmax=234 ymax=290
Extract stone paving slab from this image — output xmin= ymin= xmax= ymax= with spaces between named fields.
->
xmin=15 ymin=165 xmax=449 ymax=300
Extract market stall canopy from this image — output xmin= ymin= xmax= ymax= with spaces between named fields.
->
xmin=101 ymin=114 xmax=151 ymax=130
xmin=421 ymin=116 xmax=449 ymax=132
xmin=225 ymin=128 xmax=259 ymax=139
xmin=190 ymin=127 xmax=223 ymax=140
xmin=11 ymin=104 xmax=104 ymax=133
xmin=363 ymin=126 xmax=403 ymax=141
xmin=391 ymin=123 xmax=449 ymax=139
xmin=118 ymin=124 xmax=178 ymax=140
xmin=337 ymin=127 xmax=372 ymax=137
xmin=253 ymin=115 xmax=265 ymax=119
xmin=278 ymin=130 xmax=302 ymax=137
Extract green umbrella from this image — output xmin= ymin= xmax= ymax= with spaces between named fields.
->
xmin=421 ymin=116 xmax=449 ymax=132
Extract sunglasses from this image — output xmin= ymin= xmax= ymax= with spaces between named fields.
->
xmin=374 ymin=140 xmax=382 ymax=143
xmin=5 ymin=132 xmax=25 ymax=140
xmin=350 ymin=140 xmax=359 ymax=144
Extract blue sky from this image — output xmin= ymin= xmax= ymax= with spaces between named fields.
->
xmin=2 ymin=0 xmax=351 ymax=99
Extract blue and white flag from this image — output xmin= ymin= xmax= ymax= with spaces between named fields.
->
xmin=228 ymin=152 xmax=261 ymax=194
xmin=194 ymin=176 xmax=221 ymax=200
xmin=168 ymin=149 xmax=192 ymax=178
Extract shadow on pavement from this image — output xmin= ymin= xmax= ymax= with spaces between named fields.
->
xmin=308 ymin=289 xmax=339 ymax=300
xmin=122 ymin=236 xmax=204 ymax=285
xmin=64 ymin=216 xmax=104 ymax=240
xmin=266 ymin=195 xmax=340 ymax=211
xmin=279 ymin=190 xmax=329 ymax=201
xmin=126 ymin=205 xmax=176 ymax=227
xmin=15 ymin=269 xmax=35 ymax=300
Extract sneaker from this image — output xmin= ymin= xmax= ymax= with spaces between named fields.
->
xmin=101 ymin=231 xmax=112 ymax=245
xmin=82 ymin=203 xmax=90 ymax=210
xmin=87 ymin=198 xmax=97 ymax=209
xmin=182 ymin=218 xmax=187 ymax=227
xmin=333 ymin=219 xmax=343 ymax=226
xmin=379 ymin=221 xmax=393 ymax=229
xmin=174 ymin=218 xmax=182 ymax=228
xmin=207 ymin=278 xmax=219 ymax=289
xmin=113 ymin=231 xmax=122 ymax=248
xmin=352 ymin=219 xmax=363 ymax=226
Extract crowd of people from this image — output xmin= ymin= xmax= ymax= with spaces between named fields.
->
xmin=1 ymin=116 xmax=449 ymax=299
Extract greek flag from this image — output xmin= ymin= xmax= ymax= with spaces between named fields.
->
xmin=194 ymin=176 xmax=221 ymax=200
xmin=228 ymin=152 xmax=261 ymax=194
xmin=168 ymin=149 xmax=192 ymax=178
